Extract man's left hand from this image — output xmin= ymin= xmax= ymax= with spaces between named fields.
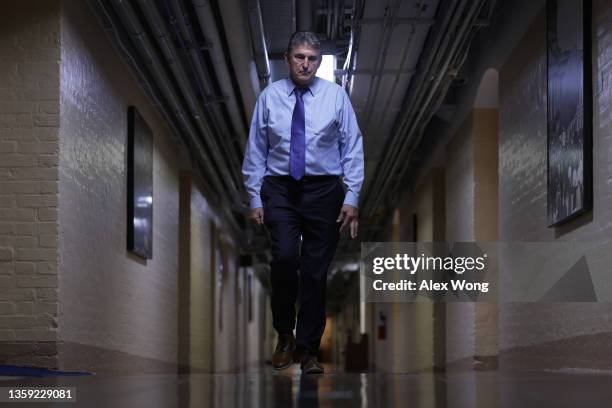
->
xmin=337 ymin=204 xmax=359 ymax=239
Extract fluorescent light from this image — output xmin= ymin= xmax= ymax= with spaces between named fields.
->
xmin=317 ymin=54 xmax=335 ymax=82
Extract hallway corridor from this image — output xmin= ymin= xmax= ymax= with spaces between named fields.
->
xmin=2 ymin=0 xmax=612 ymax=406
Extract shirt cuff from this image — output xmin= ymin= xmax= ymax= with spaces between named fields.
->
xmin=250 ymin=196 xmax=263 ymax=209
xmin=343 ymin=190 xmax=359 ymax=208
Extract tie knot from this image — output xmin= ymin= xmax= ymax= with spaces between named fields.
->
xmin=294 ymin=87 xmax=308 ymax=98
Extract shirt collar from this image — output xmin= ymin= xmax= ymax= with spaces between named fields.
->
xmin=285 ymin=77 xmax=320 ymax=97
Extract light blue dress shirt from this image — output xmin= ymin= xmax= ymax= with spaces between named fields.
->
xmin=242 ymin=77 xmax=364 ymax=209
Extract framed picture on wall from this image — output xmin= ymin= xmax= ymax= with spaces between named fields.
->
xmin=546 ymin=0 xmax=592 ymax=227
xmin=127 ymin=106 xmax=153 ymax=259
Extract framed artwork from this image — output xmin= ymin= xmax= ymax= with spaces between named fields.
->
xmin=127 ymin=106 xmax=153 ymax=259
xmin=546 ymin=0 xmax=592 ymax=227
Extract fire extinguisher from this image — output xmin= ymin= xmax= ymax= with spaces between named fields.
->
xmin=377 ymin=310 xmax=386 ymax=340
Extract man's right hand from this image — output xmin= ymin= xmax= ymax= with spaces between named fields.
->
xmin=249 ymin=207 xmax=264 ymax=226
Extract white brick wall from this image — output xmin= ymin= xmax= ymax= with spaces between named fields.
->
xmin=0 ymin=0 xmax=60 ymax=355
xmin=187 ymin=177 xmax=215 ymax=370
xmin=498 ymin=1 xmax=612 ymax=364
xmin=445 ymin=116 xmax=476 ymax=365
xmin=444 ymin=108 xmax=500 ymax=365
xmin=57 ymin=0 xmax=181 ymax=366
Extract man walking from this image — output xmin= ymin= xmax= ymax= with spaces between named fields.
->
xmin=242 ymin=32 xmax=364 ymax=374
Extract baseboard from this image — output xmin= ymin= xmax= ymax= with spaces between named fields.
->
xmin=0 ymin=341 xmax=59 ymax=368
xmin=444 ymin=355 xmax=494 ymax=372
xmin=57 ymin=341 xmax=184 ymax=375
xmin=499 ymin=331 xmax=612 ymax=371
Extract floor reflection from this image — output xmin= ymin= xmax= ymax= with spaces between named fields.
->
xmin=2 ymin=364 xmax=612 ymax=407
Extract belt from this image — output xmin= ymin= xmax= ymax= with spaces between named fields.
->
xmin=266 ymin=175 xmax=340 ymax=183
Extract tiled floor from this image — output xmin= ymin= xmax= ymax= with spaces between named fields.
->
xmin=2 ymin=365 xmax=612 ymax=407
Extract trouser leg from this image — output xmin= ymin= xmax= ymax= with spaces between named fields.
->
xmin=262 ymin=177 xmax=301 ymax=335
xmin=295 ymin=177 xmax=344 ymax=354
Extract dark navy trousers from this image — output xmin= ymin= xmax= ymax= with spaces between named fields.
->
xmin=261 ymin=175 xmax=344 ymax=355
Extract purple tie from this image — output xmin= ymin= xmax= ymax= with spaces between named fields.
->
xmin=290 ymin=87 xmax=308 ymax=180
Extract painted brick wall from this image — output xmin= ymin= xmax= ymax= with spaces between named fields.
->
xmin=188 ymin=177 xmax=215 ymax=370
xmin=498 ymin=0 xmax=612 ymax=368
xmin=214 ymin=234 xmax=240 ymax=372
xmin=0 ymin=0 xmax=60 ymax=366
xmin=445 ymin=115 xmax=475 ymax=242
xmin=444 ymin=108 xmax=500 ymax=367
xmin=445 ymin=115 xmax=476 ymax=366
xmin=58 ymin=0 xmax=181 ymax=367
xmin=472 ymin=109 xmax=499 ymax=363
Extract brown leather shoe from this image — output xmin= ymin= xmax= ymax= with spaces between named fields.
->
xmin=272 ymin=333 xmax=295 ymax=370
xmin=300 ymin=354 xmax=324 ymax=374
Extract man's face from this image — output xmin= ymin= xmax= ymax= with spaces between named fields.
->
xmin=285 ymin=44 xmax=321 ymax=86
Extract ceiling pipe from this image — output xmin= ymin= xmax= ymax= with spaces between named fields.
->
xmin=395 ymin=0 xmax=476 ymax=143
xmin=383 ymin=0 xmax=484 ymax=203
xmin=389 ymin=0 xmax=487 ymax=193
xmin=246 ymin=0 xmax=271 ymax=89
xmin=362 ymin=0 xmax=465 ymax=215
xmin=215 ymin=0 xmax=259 ymax=115
xmin=385 ymin=3 xmax=496 ymax=216
xmin=351 ymin=3 xmax=466 ymax=242
xmin=86 ymin=0 xmax=183 ymax=146
xmin=166 ymin=0 xmax=232 ymax=139
xmin=91 ymin=0 xmax=243 ymax=237
xmin=326 ymin=0 xmax=332 ymax=39
xmin=342 ymin=0 xmax=366 ymax=94
xmin=162 ymin=0 xmax=244 ymax=183
xmin=361 ymin=6 xmax=485 ymax=244
xmin=342 ymin=0 xmax=491 ymax=252
xmin=332 ymin=0 xmax=344 ymax=41
xmin=359 ymin=0 xmax=488 ymax=245
xmin=109 ymin=0 xmax=243 ymax=235
xmin=189 ymin=0 xmax=249 ymax=144
xmin=296 ymin=0 xmax=314 ymax=31
xmin=328 ymin=0 xmax=339 ymax=40
xmin=130 ymin=0 xmax=243 ymax=197
xmin=110 ymin=0 xmax=223 ymax=191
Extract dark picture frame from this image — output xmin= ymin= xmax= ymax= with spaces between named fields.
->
xmin=127 ymin=106 xmax=153 ymax=259
xmin=546 ymin=0 xmax=592 ymax=227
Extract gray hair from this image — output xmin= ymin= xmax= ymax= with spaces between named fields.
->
xmin=286 ymin=31 xmax=321 ymax=55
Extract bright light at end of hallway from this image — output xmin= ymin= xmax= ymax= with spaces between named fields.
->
xmin=317 ymin=55 xmax=336 ymax=82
